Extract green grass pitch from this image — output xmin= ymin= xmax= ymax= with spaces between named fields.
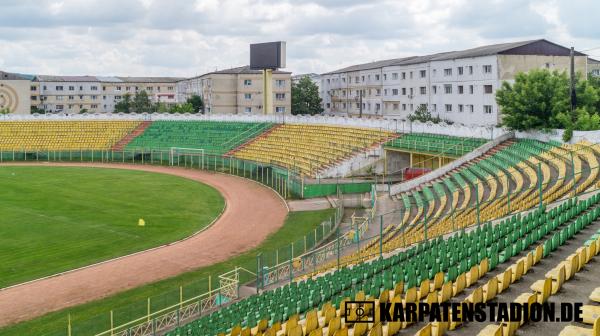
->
xmin=0 ymin=166 xmax=225 ymax=288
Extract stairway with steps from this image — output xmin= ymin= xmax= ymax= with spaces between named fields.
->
xmin=112 ymin=121 xmax=152 ymax=151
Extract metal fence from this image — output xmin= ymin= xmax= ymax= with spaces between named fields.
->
xmin=0 ymin=149 xmax=373 ymax=199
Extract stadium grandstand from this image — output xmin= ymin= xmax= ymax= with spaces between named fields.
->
xmin=1 ymin=116 xmax=600 ymax=336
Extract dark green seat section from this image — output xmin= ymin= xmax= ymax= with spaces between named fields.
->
xmin=125 ymin=121 xmax=273 ymax=155
xmin=164 ymin=193 xmax=600 ymax=336
xmin=384 ymin=133 xmax=487 ymax=157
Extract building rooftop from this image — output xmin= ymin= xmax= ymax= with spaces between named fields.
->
xmin=193 ymin=65 xmax=291 ymax=78
xmin=323 ymin=39 xmax=587 ymax=75
xmin=33 ymin=75 xmax=184 ymax=83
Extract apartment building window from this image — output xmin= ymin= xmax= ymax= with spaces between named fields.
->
xmin=147 ymin=87 xmax=153 ymax=91
xmin=383 ymin=74 xmax=387 ymax=81
xmin=92 ymin=95 xmax=97 ymax=100
xmin=68 ymin=104 xmax=73 ymax=109
xmin=68 ymin=86 xmax=75 ymax=91
xmin=276 ymin=93 xmax=285 ymax=100
xmin=468 ymin=66 xmax=473 ymax=75
xmin=432 ymin=85 xmax=437 ymax=94
xmin=355 ymin=76 xmax=359 ymax=83
xmin=420 ymin=87 xmax=426 ymax=95
xmin=392 ymin=89 xmax=398 ymax=96
xmin=103 ymin=95 xmax=107 ymax=100
xmin=56 ymin=96 xmax=64 ymax=101
xmin=244 ymin=107 xmax=252 ymax=113
xmin=375 ymin=103 xmax=381 ymax=111
xmin=43 ymin=85 xmax=47 ymax=90
xmin=244 ymin=93 xmax=252 ymax=100
xmin=484 ymin=85 xmax=493 ymax=94
xmin=393 ymin=103 xmax=399 ymax=110
xmin=68 ymin=95 xmax=74 ymax=100
xmin=468 ymin=104 xmax=474 ymax=113
xmin=445 ymin=104 xmax=452 ymax=113
xmin=168 ymin=86 xmax=174 ymax=91
xmin=79 ymin=95 xmax=83 ymax=100
xmin=410 ymin=72 xmax=413 ymax=79
xmin=375 ymin=74 xmax=380 ymax=80
xmin=444 ymin=84 xmax=452 ymax=94
xmin=458 ymin=67 xmax=464 ymax=75
xmin=56 ymin=104 xmax=64 ymax=110
xmin=383 ymin=89 xmax=388 ymax=96
xmin=115 ymin=96 xmax=122 ymax=100
xmin=361 ymin=75 xmax=365 ymax=82
xmin=483 ymin=65 xmax=492 ymax=73
xmin=116 ymin=86 xmax=122 ymax=91
xmin=56 ymin=86 xmax=64 ymax=91
xmin=368 ymin=89 xmax=372 ymax=96
xmin=458 ymin=104 xmax=464 ymax=113
xmin=376 ymin=89 xmax=381 ymax=96
xmin=409 ymin=88 xmax=413 ymax=96
xmin=157 ymin=87 xmax=161 ymax=92
xmin=420 ymin=70 xmax=426 ymax=78
xmin=342 ymin=90 xmax=346 ymax=96
xmin=410 ymin=104 xmax=413 ymax=111
xmin=30 ymin=86 xmax=36 ymax=91
xmin=327 ymin=79 xmax=331 ymax=84
xmin=326 ymin=103 xmax=331 ymax=108
xmin=91 ymin=104 xmax=98 ymax=109
xmin=244 ymin=79 xmax=252 ymax=86
xmin=276 ymin=107 xmax=285 ymax=113
xmin=432 ymin=104 xmax=437 ymax=112
xmin=402 ymin=72 xmax=406 ymax=80
xmin=458 ymin=85 xmax=464 ymax=94
xmin=342 ymin=78 xmax=346 ymax=83
xmin=31 ymin=96 xmax=37 ymax=101
xmin=356 ymin=103 xmax=360 ymax=108
xmin=444 ymin=68 xmax=452 ymax=76
xmin=392 ymin=73 xmax=398 ymax=80
xmin=484 ymin=105 xmax=493 ymax=114
xmin=126 ymin=86 xmax=131 ymax=91
xmin=79 ymin=86 xmax=83 ymax=91
xmin=402 ymin=104 xmax=406 ymax=111
xmin=469 ymin=85 xmax=474 ymax=94
xmin=420 ymin=103 xmax=427 ymax=111
xmin=402 ymin=88 xmax=406 ymax=95
xmin=91 ymin=86 xmax=98 ymax=91
xmin=342 ymin=103 xmax=346 ymax=109
xmin=102 ymin=86 xmax=106 ymax=91
xmin=363 ymin=103 xmax=366 ymax=110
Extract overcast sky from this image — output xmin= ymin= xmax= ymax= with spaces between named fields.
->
xmin=0 ymin=0 xmax=598 ymax=78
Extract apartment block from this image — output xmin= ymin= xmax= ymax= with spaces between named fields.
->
xmin=34 ymin=75 xmax=183 ymax=114
xmin=178 ymin=66 xmax=291 ymax=115
xmin=321 ymin=39 xmax=589 ymax=126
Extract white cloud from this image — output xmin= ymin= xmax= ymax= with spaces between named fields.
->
xmin=0 ymin=0 xmax=596 ymax=77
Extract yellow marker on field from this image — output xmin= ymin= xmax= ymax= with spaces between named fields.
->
xmin=138 ymin=218 xmax=146 ymax=226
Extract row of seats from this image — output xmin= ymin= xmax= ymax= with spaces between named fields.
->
xmin=0 ymin=121 xmax=140 ymax=150
xmin=384 ymin=133 xmax=487 ymax=158
xmin=164 ymin=194 xmax=599 ymax=336
xmin=125 ymin=121 xmax=273 ymax=155
xmin=231 ymin=124 xmax=395 ymax=176
xmin=478 ymin=224 xmax=600 ymax=335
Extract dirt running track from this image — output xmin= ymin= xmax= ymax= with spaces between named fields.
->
xmin=0 ymin=162 xmax=288 ymax=327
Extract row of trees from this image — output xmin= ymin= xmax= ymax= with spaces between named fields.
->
xmin=497 ymin=69 xmax=600 ymax=140
xmin=115 ymin=91 xmax=204 ymax=114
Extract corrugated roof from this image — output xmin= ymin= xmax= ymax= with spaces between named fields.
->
xmin=35 ymin=75 xmax=99 ymax=82
xmin=201 ymin=65 xmax=290 ymax=76
xmin=117 ymin=76 xmax=185 ymax=83
xmin=322 ymin=39 xmax=587 ymax=75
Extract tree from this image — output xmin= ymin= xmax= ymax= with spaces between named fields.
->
xmin=156 ymin=102 xmax=170 ymax=113
xmin=115 ymin=93 xmax=132 ymax=113
xmin=496 ymin=69 xmax=570 ymax=131
xmin=30 ymin=106 xmax=45 ymax=114
xmin=131 ymin=90 xmax=154 ymax=113
xmin=496 ymin=69 xmax=600 ymax=131
xmin=169 ymin=103 xmax=195 ymax=114
xmin=291 ymin=76 xmax=323 ymax=115
xmin=0 ymin=107 xmax=10 ymax=115
xmin=78 ymin=108 xmax=88 ymax=114
xmin=186 ymin=95 xmax=204 ymax=113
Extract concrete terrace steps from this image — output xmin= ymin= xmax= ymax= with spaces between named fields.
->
xmin=112 ymin=121 xmax=153 ymax=151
